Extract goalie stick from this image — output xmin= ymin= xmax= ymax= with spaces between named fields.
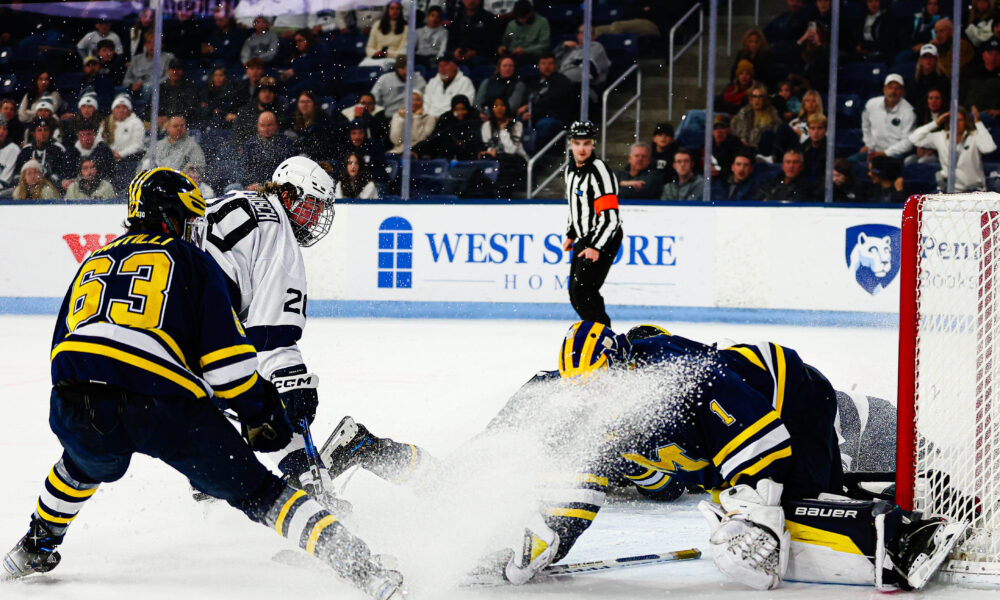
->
xmin=271 ymin=547 xmax=701 ymax=582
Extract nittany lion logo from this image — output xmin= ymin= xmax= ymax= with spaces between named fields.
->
xmin=845 ymin=224 xmax=901 ymax=295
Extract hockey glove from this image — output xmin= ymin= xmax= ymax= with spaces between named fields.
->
xmin=271 ymin=365 xmax=319 ymax=433
xmin=241 ymin=380 xmax=294 ymax=452
xmin=698 ymin=479 xmax=790 ymax=590
xmin=504 ymin=513 xmax=560 ymax=585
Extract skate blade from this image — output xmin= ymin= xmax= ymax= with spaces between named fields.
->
xmin=907 ymin=521 xmax=969 ymax=589
xmin=319 ymin=416 xmax=359 ymax=466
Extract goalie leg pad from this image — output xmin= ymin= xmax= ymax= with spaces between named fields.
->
xmin=781 ymin=497 xmax=903 ymax=590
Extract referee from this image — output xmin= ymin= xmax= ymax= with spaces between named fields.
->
xmin=562 ymin=120 xmax=623 ymax=326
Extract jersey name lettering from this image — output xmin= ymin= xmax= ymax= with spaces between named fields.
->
xmin=248 ymin=196 xmax=280 ymax=224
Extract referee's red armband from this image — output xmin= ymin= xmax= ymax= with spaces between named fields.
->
xmin=594 ymin=194 xmax=619 ymax=212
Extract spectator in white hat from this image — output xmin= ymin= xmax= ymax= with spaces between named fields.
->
xmin=859 ymin=73 xmax=916 ymax=159
xmin=63 ymin=94 xmax=104 ymax=142
xmin=98 ymin=95 xmax=146 ymax=192
xmin=13 ymin=158 xmax=61 ymax=200
xmin=909 ymin=43 xmax=949 ymax=107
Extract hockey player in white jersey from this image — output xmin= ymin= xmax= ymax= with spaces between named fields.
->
xmin=201 ymin=156 xmax=336 ymax=500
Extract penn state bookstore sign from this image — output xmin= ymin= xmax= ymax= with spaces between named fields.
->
xmin=0 ymin=202 xmax=903 ymax=316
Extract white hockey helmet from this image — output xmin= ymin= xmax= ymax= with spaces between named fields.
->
xmin=271 ymin=156 xmax=335 ymax=247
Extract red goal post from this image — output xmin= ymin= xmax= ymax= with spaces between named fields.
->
xmin=897 ymin=193 xmax=1000 ymax=585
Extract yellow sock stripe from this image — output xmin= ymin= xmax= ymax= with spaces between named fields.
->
xmin=147 ymin=328 xmax=191 ymax=371
xmin=391 ymin=444 xmax=421 ymax=484
xmin=712 ymin=411 xmax=779 ymax=466
xmin=773 ymin=344 xmax=787 ymax=416
xmin=52 ymin=341 xmax=207 ymax=398
xmin=730 ymin=446 xmax=793 ymax=484
xmin=724 ymin=346 xmax=766 ymax=370
xmin=275 ymin=490 xmax=306 ymax=536
xmin=785 ymin=521 xmax=865 ymax=555
xmin=213 ymin=372 xmax=259 ymax=400
xmin=573 ymin=473 xmax=609 ymax=487
xmin=544 ymin=507 xmax=598 ymax=521
xmin=305 ymin=515 xmax=338 ymax=554
xmin=48 ymin=468 xmax=98 ymax=499
xmin=36 ymin=501 xmax=76 ymax=524
xmin=199 ymin=344 xmax=257 ymax=368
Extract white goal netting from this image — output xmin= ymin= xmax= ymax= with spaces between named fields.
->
xmin=906 ymin=193 xmax=1000 ymax=584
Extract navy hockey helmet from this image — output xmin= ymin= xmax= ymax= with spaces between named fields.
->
xmin=568 ymin=120 xmax=599 ymax=140
xmin=127 ymin=168 xmax=206 ymax=244
xmin=559 ymin=321 xmax=628 ymax=381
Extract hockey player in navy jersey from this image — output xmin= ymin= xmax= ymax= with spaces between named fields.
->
xmin=1 ymin=169 xmax=402 ymax=599
xmin=199 ymin=156 xmax=337 ymax=502
xmin=316 ymin=321 xmax=964 ymax=592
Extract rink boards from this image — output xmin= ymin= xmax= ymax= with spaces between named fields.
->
xmin=0 ymin=200 xmax=902 ymax=325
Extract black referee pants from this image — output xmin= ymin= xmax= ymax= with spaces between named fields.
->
xmin=569 ymin=230 xmax=623 ymax=326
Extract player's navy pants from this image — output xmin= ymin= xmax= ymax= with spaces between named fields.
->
xmin=48 ymin=383 xmax=284 ymax=522
xmin=569 ymin=230 xmax=623 ymax=326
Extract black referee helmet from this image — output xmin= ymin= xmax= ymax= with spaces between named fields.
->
xmin=569 ymin=120 xmax=598 ymax=140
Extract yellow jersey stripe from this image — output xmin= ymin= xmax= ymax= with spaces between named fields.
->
xmin=275 ymin=490 xmax=306 ymax=536
xmin=726 ymin=346 xmax=766 ymax=370
xmin=36 ymin=501 xmax=76 ymax=525
xmin=213 ymin=372 xmax=259 ymax=400
xmin=147 ymin=328 xmax=191 ymax=371
xmin=639 ymin=475 xmax=672 ymax=490
xmin=306 ymin=515 xmax=338 ymax=554
xmin=786 ymin=521 xmax=864 ymax=555
xmin=200 ymin=344 xmax=256 ymax=368
xmin=624 ymin=467 xmax=656 ymax=481
xmin=52 ymin=341 xmax=207 ymax=399
xmin=48 ymin=469 xmax=98 ymax=499
xmin=544 ymin=507 xmax=598 ymax=521
xmin=774 ymin=345 xmax=787 ymax=416
xmin=730 ymin=446 xmax=793 ymax=483
xmin=712 ymin=411 xmax=779 ymax=466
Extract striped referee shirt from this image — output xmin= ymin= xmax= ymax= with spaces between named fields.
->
xmin=564 ymin=155 xmax=622 ymax=251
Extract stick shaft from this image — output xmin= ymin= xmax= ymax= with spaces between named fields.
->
xmin=542 ymin=548 xmax=701 ymax=576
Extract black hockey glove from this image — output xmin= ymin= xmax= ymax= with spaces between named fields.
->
xmin=241 ymin=379 xmax=294 ymax=452
xmin=271 ymin=365 xmax=319 ymax=433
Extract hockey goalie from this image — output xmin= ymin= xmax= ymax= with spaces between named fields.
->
xmin=313 ymin=322 xmax=967 ymax=592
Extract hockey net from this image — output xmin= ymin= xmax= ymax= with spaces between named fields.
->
xmin=897 ymin=192 xmax=1000 ymax=586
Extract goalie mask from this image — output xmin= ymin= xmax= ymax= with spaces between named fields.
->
xmin=558 ymin=321 xmax=630 ymax=382
xmin=127 ymin=168 xmax=206 ymax=246
xmin=270 ymin=156 xmax=335 ymax=247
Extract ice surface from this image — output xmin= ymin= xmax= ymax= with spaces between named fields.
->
xmin=0 ymin=315 xmax=992 ymax=598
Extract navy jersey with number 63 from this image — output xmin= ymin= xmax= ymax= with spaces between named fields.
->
xmin=50 ymin=231 xmax=269 ymax=411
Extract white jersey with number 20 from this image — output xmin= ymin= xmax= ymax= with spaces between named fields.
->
xmin=203 ymin=190 xmax=307 ymax=379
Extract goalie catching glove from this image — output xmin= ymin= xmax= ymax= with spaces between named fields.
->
xmin=271 ymin=365 xmax=319 ymax=432
xmin=698 ymin=479 xmax=790 ymax=590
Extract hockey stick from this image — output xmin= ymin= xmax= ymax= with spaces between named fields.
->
xmin=541 ymin=548 xmax=701 ymax=576
xmin=273 ymin=547 xmax=701 ymax=581
xmin=299 ymin=418 xmax=327 ymax=496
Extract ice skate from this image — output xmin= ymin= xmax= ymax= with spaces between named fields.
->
xmin=899 ymin=518 xmax=968 ymax=590
xmin=320 ymin=416 xmax=378 ymax=479
xmin=1 ymin=518 xmax=61 ymax=581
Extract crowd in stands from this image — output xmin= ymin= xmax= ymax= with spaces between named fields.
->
xmin=647 ymin=0 xmax=1000 ymax=202
xmin=10 ymin=0 xmax=998 ymax=203
xmin=1 ymin=0 xmax=696 ymax=200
